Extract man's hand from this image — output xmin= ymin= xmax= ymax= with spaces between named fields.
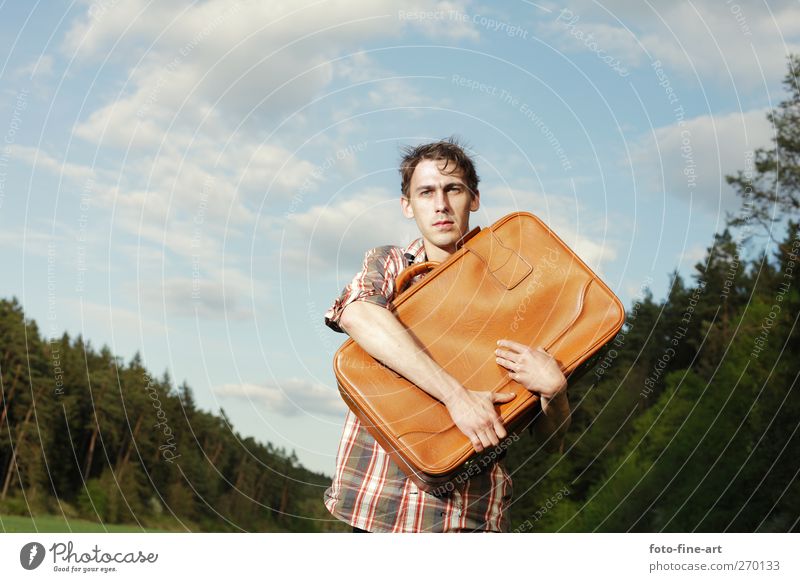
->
xmin=495 ymin=339 xmax=571 ymax=452
xmin=494 ymin=339 xmax=567 ymax=412
xmin=443 ymin=389 xmax=516 ymax=452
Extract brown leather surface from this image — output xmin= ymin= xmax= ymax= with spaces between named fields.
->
xmin=333 ymin=212 xmax=625 ymax=490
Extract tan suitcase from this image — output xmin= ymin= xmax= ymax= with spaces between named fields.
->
xmin=333 ymin=212 xmax=625 ymax=492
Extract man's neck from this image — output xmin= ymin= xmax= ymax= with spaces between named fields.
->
xmin=422 ymin=240 xmax=456 ymax=263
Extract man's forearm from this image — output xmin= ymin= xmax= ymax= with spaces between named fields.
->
xmin=338 ymin=301 xmax=466 ymax=405
xmin=533 ymin=392 xmax=571 ymax=453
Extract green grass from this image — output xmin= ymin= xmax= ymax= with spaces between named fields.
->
xmin=0 ymin=513 xmax=176 ymax=533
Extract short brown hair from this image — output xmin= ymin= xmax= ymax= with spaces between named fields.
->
xmin=399 ymin=137 xmax=480 ymax=199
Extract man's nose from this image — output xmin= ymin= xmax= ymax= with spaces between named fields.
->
xmin=434 ymin=189 xmax=450 ymax=211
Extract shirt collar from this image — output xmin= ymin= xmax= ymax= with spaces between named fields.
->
xmin=402 ymin=226 xmax=479 ymax=264
xmin=403 ymin=238 xmax=427 ymax=264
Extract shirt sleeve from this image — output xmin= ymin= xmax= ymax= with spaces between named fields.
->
xmin=324 ymin=245 xmax=406 ymax=333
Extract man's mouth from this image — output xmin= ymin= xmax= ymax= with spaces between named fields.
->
xmin=432 ymin=220 xmax=453 ymax=227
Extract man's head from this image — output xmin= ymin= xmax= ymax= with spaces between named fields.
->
xmin=399 ymin=138 xmax=480 ymax=261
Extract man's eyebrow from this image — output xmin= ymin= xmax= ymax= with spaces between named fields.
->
xmin=415 ymin=180 xmax=464 ymax=192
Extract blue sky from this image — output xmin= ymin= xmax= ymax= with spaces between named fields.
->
xmin=1 ymin=0 xmax=797 ymax=475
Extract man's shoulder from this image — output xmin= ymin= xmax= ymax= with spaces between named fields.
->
xmin=362 ymin=238 xmax=424 ymax=263
xmin=361 ymin=245 xmax=405 ymax=265
xmin=364 ymin=244 xmax=403 ymax=255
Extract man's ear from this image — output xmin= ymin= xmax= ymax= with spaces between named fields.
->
xmin=470 ymin=189 xmax=480 ymax=212
xmin=400 ymin=195 xmax=414 ymax=218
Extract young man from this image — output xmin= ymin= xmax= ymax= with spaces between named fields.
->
xmin=323 ymin=138 xmax=570 ymax=532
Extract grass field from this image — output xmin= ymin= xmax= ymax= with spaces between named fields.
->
xmin=0 ymin=514 xmax=177 ymax=533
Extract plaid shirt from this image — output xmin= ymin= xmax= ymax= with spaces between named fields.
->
xmin=323 ymin=239 xmax=512 ymax=533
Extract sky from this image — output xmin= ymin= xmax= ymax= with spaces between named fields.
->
xmin=0 ymin=0 xmax=797 ymax=476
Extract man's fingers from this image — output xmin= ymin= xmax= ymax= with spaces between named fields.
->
xmin=495 ymin=355 xmax=516 ymax=370
xmin=457 ymin=391 xmax=514 ymax=451
xmin=497 ymin=339 xmax=527 ymax=352
xmin=477 ymin=430 xmax=494 ymax=450
xmin=468 ymin=433 xmax=484 ymax=452
xmin=493 ymin=418 xmax=508 ymax=440
xmin=492 ymin=391 xmax=516 ymax=403
xmin=495 ymin=349 xmax=523 ymax=364
xmin=467 ymin=423 xmax=506 ymax=452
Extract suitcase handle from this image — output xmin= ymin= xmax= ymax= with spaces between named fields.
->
xmin=466 ymin=229 xmax=532 ymax=290
xmin=394 ymin=226 xmax=481 ymax=295
xmin=396 ymin=261 xmax=439 ymax=294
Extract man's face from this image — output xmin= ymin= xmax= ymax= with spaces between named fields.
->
xmin=400 ymin=158 xmax=480 ymax=259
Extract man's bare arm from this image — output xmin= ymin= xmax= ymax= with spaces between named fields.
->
xmin=338 ymin=300 xmax=515 ymax=452
xmin=533 ymin=391 xmax=571 ymax=453
xmin=494 ymin=339 xmax=571 ymax=453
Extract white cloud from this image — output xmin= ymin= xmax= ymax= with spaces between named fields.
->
xmin=118 ymin=243 xmax=165 ymax=265
xmin=539 ymin=0 xmax=800 ymax=87
xmin=279 ymin=182 xmax=618 ymax=279
xmin=12 ymin=145 xmax=98 ymax=182
xmin=366 ymin=78 xmax=442 ymax=109
xmin=630 ymin=108 xmax=773 ymax=213
xmin=64 ymin=0 xmax=480 ymax=149
xmin=538 ymin=9 xmax=643 ymax=70
xmin=623 ymin=276 xmax=655 ymax=301
xmin=399 ymin=1 xmax=482 ymax=41
xmin=133 ymin=275 xmax=255 ymax=321
xmin=14 ymin=54 xmax=55 ymax=80
xmin=58 ymin=0 xmax=486 ymax=280
xmin=62 ymin=1 xmax=442 ymax=272
xmin=329 ymin=52 xmax=452 ymax=125
xmin=113 ymin=214 xmax=264 ymax=321
xmin=10 ymin=145 xmax=270 ymax=325
xmin=479 ymin=185 xmax=619 ymax=274
xmin=281 ymin=187 xmax=420 ymax=272
xmin=234 ymin=142 xmax=321 ymax=199
xmin=65 ymin=0 xmax=480 ymax=66
xmin=65 ymin=0 xmax=402 ymax=136
xmin=0 ymin=224 xmax=68 ymax=259
xmin=215 ymin=378 xmax=346 ymax=418
xmin=62 ymin=297 xmax=170 ymax=342
xmin=677 ymin=243 xmax=708 ymax=267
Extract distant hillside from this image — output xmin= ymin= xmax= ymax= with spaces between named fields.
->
xmin=0 ymin=297 xmax=346 ymax=532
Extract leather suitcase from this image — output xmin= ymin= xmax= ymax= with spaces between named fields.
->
xmin=333 ymin=211 xmax=625 ymax=492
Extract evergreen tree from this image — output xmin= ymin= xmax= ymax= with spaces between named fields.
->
xmin=727 ymin=55 xmax=800 ymax=234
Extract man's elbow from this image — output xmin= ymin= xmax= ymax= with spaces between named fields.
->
xmin=338 ymin=302 xmax=369 ymax=335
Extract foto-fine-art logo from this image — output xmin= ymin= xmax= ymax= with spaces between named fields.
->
xmin=20 ymin=542 xmax=46 ymax=570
